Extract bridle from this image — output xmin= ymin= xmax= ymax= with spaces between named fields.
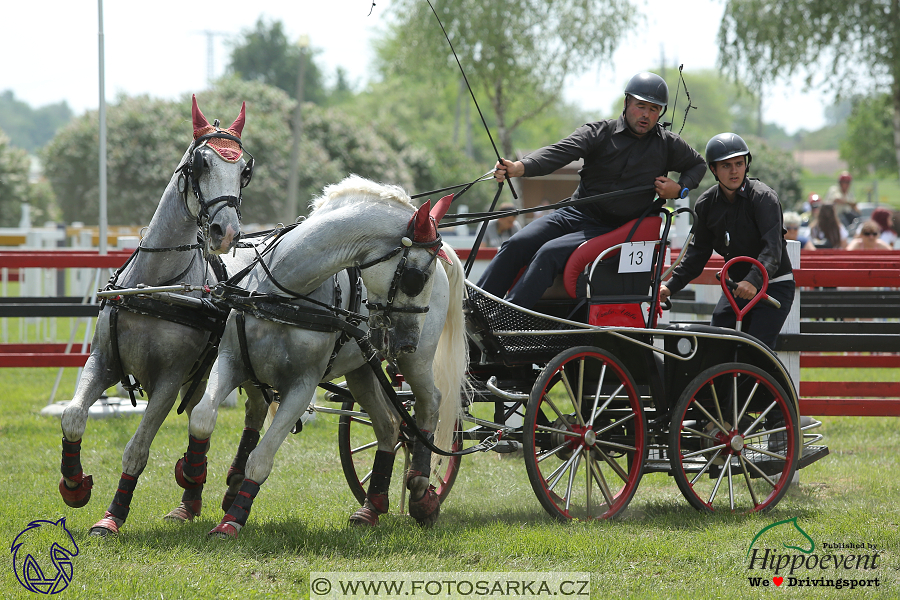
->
xmin=358 ymin=219 xmax=443 ymax=332
xmin=176 ymin=129 xmax=254 ymax=234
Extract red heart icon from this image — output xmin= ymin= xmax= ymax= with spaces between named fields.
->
xmin=773 ymin=577 xmax=783 ymax=586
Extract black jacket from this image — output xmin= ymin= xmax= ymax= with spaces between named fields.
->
xmin=521 ymin=115 xmax=707 ymax=225
xmin=666 ymin=177 xmax=792 ymax=294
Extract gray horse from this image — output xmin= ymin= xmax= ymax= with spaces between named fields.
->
xmin=176 ymin=176 xmax=469 ymax=537
xmin=58 ymin=96 xmax=263 ymax=536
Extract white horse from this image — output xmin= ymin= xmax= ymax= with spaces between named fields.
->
xmin=58 ymin=96 xmax=265 ymax=537
xmin=177 ymin=175 xmax=469 ymax=538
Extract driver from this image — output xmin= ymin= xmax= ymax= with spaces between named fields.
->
xmin=477 ymin=72 xmax=706 ymax=308
xmin=659 ymin=133 xmax=793 ymax=349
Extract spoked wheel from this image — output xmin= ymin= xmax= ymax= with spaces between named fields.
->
xmin=524 ymin=346 xmax=647 ymax=521
xmin=668 ymin=363 xmax=799 ymax=513
xmin=337 ymin=400 xmax=461 ymax=513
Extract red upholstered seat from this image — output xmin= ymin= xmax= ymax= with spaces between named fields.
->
xmin=562 ymin=216 xmax=663 ymax=298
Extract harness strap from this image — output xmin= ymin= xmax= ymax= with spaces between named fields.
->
xmin=235 ymin=311 xmax=275 ymax=405
xmin=108 ymin=306 xmax=141 ymax=407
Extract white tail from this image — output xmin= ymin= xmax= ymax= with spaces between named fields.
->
xmin=431 ymin=244 xmax=470 ymax=472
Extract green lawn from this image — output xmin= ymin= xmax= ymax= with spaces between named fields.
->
xmin=0 ymin=366 xmax=897 ymax=599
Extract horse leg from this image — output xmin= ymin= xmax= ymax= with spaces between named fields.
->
xmin=170 ymin=348 xmax=245 ymax=522
xmin=395 ymin=360 xmax=443 ymax=527
xmin=344 ymin=367 xmax=401 ymax=526
xmin=89 ymin=378 xmax=183 ymax=536
xmin=221 ymin=386 xmax=268 ymax=512
xmin=59 ymin=321 xmax=119 ymax=509
xmin=209 ymin=381 xmax=315 ymax=539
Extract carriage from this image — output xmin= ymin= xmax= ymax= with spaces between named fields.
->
xmin=330 ymin=201 xmax=830 ymax=520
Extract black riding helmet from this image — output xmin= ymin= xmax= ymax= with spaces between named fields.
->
xmin=705 ymin=133 xmax=752 ymax=179
xmin=624 ymin=72 xmax=669 ymax=116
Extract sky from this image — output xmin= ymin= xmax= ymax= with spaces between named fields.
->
xmin=2 ymin=0 xmax=827 ymax=135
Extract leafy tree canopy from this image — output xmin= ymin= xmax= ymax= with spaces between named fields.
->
xmin=0 ymin=90 xmax=72 ymax=152
xmin=718 ymin=0 xmax=900 ymax=178
xmin=227 ymin=17 xmax=328 ymax=104
xmin=41 ymin=78 xmax=428 ymax=226
xmin=841 ymin=93 xmax=898 ymax=178
xmin=0 ymin=127 xmax=57 ymax=226
xmin=377 ymin=0 xmax=638 ymax=158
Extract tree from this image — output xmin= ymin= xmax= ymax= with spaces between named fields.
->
xmin=377 ymin=0 xmax=638 ymax=159
xmin=41 ymin=79 xmax=428 ymax=226
xmin=0 ymin=128 xmax=34 ymax=226
xmin=717 ymin=1 xmax=900 ymax=179
xmin=840 ymin=93 xmax=898 ymax=177
xmin=227 ymin=18 xmax=327 ymax=105
xmin=0 ymin=90 xmax=72 ymax=152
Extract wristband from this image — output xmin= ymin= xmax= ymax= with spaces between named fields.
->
xmin=679 ymin=187 xmax=690 ymax=199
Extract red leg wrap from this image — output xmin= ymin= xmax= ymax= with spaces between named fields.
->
xmin=89 ymin=511 xmax=120 ymax=536
xmin=408 ymin=485 xmax=441 ymax=527
xmin=175 ymin=456 xmax=206 ymax=489
xmin=59 ymin=474 xmax=93 ymax=508
xmin=208 ymin=514 xmax=241 ymax=539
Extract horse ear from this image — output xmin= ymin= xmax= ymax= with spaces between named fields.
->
xmin=192 ymin=95 xmax=211 ymax=139
xmin=228 ymin=102 xmax=246 ymax=137
xmin=412 ymin=200 xmax=437 ymax=242
xmin=429 ymin=193 xmax=453 ymax=224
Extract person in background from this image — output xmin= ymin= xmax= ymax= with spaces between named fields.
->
xmin=870 ymin=207 xmax=897 ymax=247
xmin=659 ymin=133 xmax=793 ymax=350
xmin=478 ymin=71 xmax=706 ymax=308
xmin=847 ymin=220 xmax=892 ymax=251
xmin=783 ymin=211 xmax=815 ymax=250
xmin=483 ymin=202 xmax=522 ymax=247
xmin=800 ymin=192 xmax=821 ymax=227
xmin=825 ymin=171 xmax=858 ymax=226
xmin=808 ymin=203 xmax=848 ymax=249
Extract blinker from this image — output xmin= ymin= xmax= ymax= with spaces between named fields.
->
xmin=399 ymin=268 xmax=428 ymax=297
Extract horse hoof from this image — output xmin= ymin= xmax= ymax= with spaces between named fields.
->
xmin=163 ymin=500 xmax=201 ymax=522
xmin=408 ymin=486 xmax=441 ymax=527
xmin=348 ymin=506 xmax=380 ymax=527
xmin=208 ymin=521 xmax=240 ymax=539
xmin=174 ymin=457 xmax=205 ymax=489
xmin=59 ymin=475 xmax=93 ymax=509
xmin=89 ymin=513 xmax=120 ymax=536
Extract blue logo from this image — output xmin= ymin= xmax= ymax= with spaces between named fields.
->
xmin=11 ymin=518 xmax=79 ymax=594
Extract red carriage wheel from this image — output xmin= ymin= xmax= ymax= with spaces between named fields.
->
xmin=668 ymin=363 xmax=798 ymax=513
xmin=523 ymin=346 xmax=646 ymax=521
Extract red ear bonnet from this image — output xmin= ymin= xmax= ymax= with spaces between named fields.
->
xmin=429 ymin=193 xmax=453 ymax=224
xmin=228 ymin=102 xmax=246 ymax=137
xmin=411 ymin=200 xmax=437 ymax=242
xmin=192 ymin=94 xmax=211 ymax=140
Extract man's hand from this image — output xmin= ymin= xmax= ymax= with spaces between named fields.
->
xmin=659 ymin=284 xmax=672 ymax=303
xmin=734 ymin=280 xmax=758 ymax=300
xmin=654 ymin=176 xmax=681 ymax=199
xmin=494 ymin=159 xmax=525 ymax=183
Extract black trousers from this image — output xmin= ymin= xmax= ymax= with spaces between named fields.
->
xmin=476 ymin=206 xmax=613 ymax=308
xmin=710 ymin=279 xmax=795 ymax=350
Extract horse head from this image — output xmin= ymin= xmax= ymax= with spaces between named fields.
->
xmin=362 ymin=196 xmax=452 ymax=362
xmin=183 ymin=95 xmax=254 ymax=255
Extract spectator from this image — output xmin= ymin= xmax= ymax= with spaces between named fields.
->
xmin=808 ymin=204 xmax=848 ymax=249
xmin=847 ymin=220 xmax=892 ymax=251
xmin=870 ymin=207 xmax=897 ymax=247
xmin=483 ymin=202 xmax=522 ymax=247
xmin=800 ymin=192 xmax=821 ymax=227
xmin=783 ymin=211 xmax=815 ymax=250
xmin=825 ymin=171 xmax=859 ymax=227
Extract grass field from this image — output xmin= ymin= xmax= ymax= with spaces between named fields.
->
xmin=0 ymin=365 xmax=897 ymax=600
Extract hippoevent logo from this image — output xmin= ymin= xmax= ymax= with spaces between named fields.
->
xmin=11 ymin=518 xmax=79 ymax=594
xmin=746 ymin=517 xmax=881 ymax=591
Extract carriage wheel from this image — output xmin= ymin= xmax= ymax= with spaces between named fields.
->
xmin=523 ymin=346 xmax=646 ymax=521
xmin=668 ymin=362 xmax=798 ymax=513
xmin=337 ymin=400 xmax=461 ymax=512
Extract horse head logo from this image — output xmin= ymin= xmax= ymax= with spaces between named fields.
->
xmin=747 ymin=516 xmax=815 ymax=558
xmin=11 ymin=518 xmax=79 ymax=594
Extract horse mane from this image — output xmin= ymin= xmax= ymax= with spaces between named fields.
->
xmin=309 ymin=174 xmax=417 ymax=214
